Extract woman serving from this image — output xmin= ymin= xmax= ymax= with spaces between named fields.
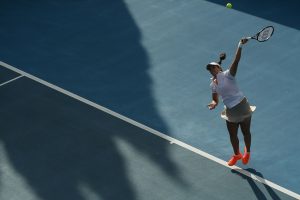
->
xmin=206 ymin=38 xmax=256 ymax=166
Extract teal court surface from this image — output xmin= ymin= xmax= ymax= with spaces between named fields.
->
xmin=0 ymin=1 xmax=300 ymax=200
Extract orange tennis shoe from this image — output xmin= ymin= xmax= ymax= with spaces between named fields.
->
xmin=227 ymin=153 xmax=242 ymax=166
xmin=242 ymin=147 xmax=250 ymax=165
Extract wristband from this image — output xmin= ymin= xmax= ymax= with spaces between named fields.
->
xmin=238 ymin=41 xmax=243 ymax=49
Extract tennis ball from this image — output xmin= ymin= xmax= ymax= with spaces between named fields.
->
xmin=226 ymin=3 xmax=232 ymax=9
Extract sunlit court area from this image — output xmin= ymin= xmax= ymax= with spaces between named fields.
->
xmin=0 ymin=1 xmax=299 ymax=199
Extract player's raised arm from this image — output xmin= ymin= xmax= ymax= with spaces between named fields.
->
xmin=229 ymin=38 xmax=248 ymax=77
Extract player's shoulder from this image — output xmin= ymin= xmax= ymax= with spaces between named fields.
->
xmin=223 ymin=69 xmax=230 ymax=75
xmin=223 ymin=69 xmax=234 ymax=78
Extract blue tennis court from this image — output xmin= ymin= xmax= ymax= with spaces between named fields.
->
xmin=0 ymin=1 xmax=299 ymax=199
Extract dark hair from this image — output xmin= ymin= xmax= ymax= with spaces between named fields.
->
xmin=218 ymin=52 xmax=226 ymax=65
xmin=206 ymin=52 xmax=226 ymax=71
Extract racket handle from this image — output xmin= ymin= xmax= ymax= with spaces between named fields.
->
xmin=245 ymin=36 xmax=252 ymax=39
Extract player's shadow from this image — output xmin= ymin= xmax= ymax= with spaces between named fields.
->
xmin=0 ymin=0 xmax=187 ymax=199
xmin=231 ymin=168 xmax=282 ymax=200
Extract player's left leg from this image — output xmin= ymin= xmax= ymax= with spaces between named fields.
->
xmin=240 ymin=116 xmax=252 ymax=164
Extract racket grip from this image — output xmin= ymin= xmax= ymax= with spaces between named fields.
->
xmin=245 ymin=36 xmax=252 ymax=39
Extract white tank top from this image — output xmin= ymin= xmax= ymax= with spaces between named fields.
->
xmin=210 ymin=69 xmax=244 ymax=109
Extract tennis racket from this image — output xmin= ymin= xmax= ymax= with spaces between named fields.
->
xmin=246 ymin=26 xmax=274 ymax=42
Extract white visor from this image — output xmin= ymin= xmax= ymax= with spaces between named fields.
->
xmin=207 ymin=62 xmax=220 ymax=67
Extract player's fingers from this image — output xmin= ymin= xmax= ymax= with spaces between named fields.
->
xmin=241 ymin=38 xmax=248 ymax=44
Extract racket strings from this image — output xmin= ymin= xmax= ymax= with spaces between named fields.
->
xmin=258 ymin=27 xmax=274 ymax=41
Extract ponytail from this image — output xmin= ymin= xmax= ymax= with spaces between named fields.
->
xmin=218 ymin=52 xmax=226 ymax=65
xmin=206 ymin=52 xmax=226 ymax=71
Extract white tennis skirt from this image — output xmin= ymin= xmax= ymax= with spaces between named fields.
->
xmin=221 ymin=98 xmax=256 ymax=123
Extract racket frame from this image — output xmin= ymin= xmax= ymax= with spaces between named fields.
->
xmin=246 ymin=26 xmax=274 ymax=42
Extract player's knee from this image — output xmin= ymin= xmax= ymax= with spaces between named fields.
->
xmin=242 ymin=130 xmax=251 ymax=136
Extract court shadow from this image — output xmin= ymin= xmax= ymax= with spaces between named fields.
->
xmin=0 ymin=77 xmax=187 ymax=200
xmin=0 ymin=0 xmax=187 ymax=199
xmin=231 ymin=168 xmax=282 ymax=200
xmin=206 ymin=0 xmax=300 ymax=30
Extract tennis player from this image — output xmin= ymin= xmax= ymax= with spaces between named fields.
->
xmin=206 ymin=38 xmax=256 ymax=166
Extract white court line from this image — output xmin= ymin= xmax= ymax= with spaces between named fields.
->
xmin=0 ymin=75 xmax=24 ymax=87
xmin=0 ymin=61 xmax=299 ymax=200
